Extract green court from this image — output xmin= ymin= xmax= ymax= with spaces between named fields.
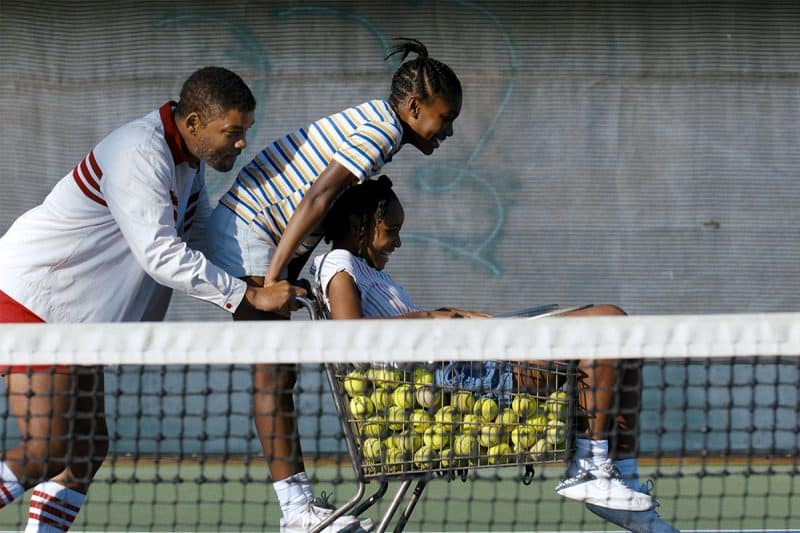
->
xmin=1 ymin=459 xmax=796 ymax=532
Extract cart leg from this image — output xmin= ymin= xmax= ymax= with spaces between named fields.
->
xmin=350 ymin=481 xmax=389 ymax=516
xmin=376 ymin=479 xmax=414 ymax=533
xmin=392 ymin=479 xmax=428 ymax=533
xmin=309 ymin=480 xmax=366 ymax=533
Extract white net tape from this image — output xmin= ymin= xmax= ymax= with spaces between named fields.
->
xmin=2 ymin=313 xmax=798 ymax=365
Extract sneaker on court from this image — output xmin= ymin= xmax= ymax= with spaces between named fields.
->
xmin=280 ymin=501 xmax=367 ymax=533
xmin=585 ymin=479 xmax=680 ymax=532
xmin=556 ymin=462 xmax=654 ymax=511
xmin=312 ymin=495 xmax=373 ymax=531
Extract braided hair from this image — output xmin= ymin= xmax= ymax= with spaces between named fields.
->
xmin=323 ymin=176 xmax=399 ymax=256
xmin=386 ymin=38 xmax=462 ymax=108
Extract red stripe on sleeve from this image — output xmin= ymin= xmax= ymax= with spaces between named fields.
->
xmin=72 ymin=169 xmax=107 ymax=206
xmin=0 ymin=484 xmax=13 ymax=502
xmin=79 ymin=159 xmax=101 ymax=192
xmin=88 ymin=150 xmax=103 ymax=179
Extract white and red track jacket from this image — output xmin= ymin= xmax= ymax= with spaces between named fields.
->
xmin=0 ymin=102 xmax=246 ymax=323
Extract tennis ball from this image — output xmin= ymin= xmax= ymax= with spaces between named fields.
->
xmin=423 ymin=425 xmax=449 ymax=450
xmin=361 ymin=415 xmax=388 ymax=438
xmin=450 ymin=390 xmax=475 ymax=413
xmin=528 ymin=439 xmax=551 ymax=461
xmin=496 ymin=408 xmax=519 ymax=426
xmin=367 ymin=366 xmax=403 ymax=392
xmin=545 ymin=390 xmax=569 ymax=420
xmin=479 ymin=425 xmax=504 ymax=448
xmin=473 ymin=397 xmax=499 ymax=423
xmin=413 ymin=445 xmax=438 ymax=469
xmin=452 ymin=434 xmax=479 ymax=458
xmin=413 ymin=367 xmax=435 ymax=386
xmin=362 ymin=437 xmax=383 ymax=461
xmin=392 ymin=384 xmax=414 ymax=409
xmin=526 ymin=415 xmax=548 ymax=433
xmin=545 ymin=420 xmax=566 ymax=446
xmin=343 ymin=370 xmax=369 ymax=397
xmin=511 ymin=394 xmax=538 ymax=417
xmin=510 ymin=426 xmax=538 ymax=450
xmin=409 ymin=409 xmax=433 ymax=434
xmin=434 ymin=405 xmax=461 ymax=432
xmin=387 ymin=405 xmax=406 ymax=431
xmin=384 ymin=448 xmax=404 ymax=472
xmin=371 ymin=388 xmax=392 ymax=412
xmin=383 ymin=434 xmax=399 ymax=450
xmin=459 ymin=413 xmax=480 ymax=435
xmin=415 ymin=385 xmax=437 ymax=408
xmin=439 ymin=447 xmax=457 ymax=468
xmin=397 ymin=430 xmax=423 ymax=454
xmin=487 ymin=443 xmax=513 ymax=465
xmin=349 ymin=395 xmax=374 ymax=419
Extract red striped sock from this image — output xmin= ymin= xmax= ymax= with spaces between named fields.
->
xmin=24 ymin=481 xmax=85 ymax=532
xmin=0 ymin=461 xmax=24 ymax=509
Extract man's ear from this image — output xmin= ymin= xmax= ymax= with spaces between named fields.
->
xmin=183 ymin=112 xmax=202 ymax=135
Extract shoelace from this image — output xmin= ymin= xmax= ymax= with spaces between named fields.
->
xmin=315 ymin=490 xmax=334 ymax=510
xmin=642 ymin=478 xmax=662 ymax=509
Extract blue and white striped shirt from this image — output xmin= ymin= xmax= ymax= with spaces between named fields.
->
xmin=220 ymin=100 xmax=403 ymax=256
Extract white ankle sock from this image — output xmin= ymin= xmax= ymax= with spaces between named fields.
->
xmin=0 ymin=461 xmax=24 ymax=509
xmin=274 ymin=472 xmax=312 ymax=521
xmin=590 ymin=439 xmax=610 ymax=467
xmin=25 ymin=481 xmax=85 ymax=532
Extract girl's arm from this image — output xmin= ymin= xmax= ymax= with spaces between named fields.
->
xmin=326 ymin=271 xmax=489 ymax=320
xmin=264 ymin=161 xmax=357 ymax=286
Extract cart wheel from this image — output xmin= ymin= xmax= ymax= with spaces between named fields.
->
xmin=522 ymin=464 xmax=535 ymax=485
xmin=459 ymin=469 xmax=468 ymax=482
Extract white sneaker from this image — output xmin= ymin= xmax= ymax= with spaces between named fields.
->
xmin=586 ymin=480 xmax=680 ymax=532
xmin=280 ymin=502 xmax=366 ymax=533
xmin=312 ymin=495 xmax=373 ymax=531
xmin=556 ymin=462 xmax=654 ymax=511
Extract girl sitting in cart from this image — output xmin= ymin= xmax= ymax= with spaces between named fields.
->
xmin=310 ymin=176 xmax=678 ymax=533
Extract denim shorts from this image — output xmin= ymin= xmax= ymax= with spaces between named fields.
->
xmin=206 ymin=205 xmax=279 ymax=278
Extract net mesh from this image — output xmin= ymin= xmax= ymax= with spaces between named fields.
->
xmin=0 ymin=315 xmax=798 ymax=532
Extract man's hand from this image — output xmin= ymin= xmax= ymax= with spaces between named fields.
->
xmin=245 ymin=281 xmax=307 ymax=315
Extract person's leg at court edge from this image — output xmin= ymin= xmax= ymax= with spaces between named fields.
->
xmin=2 ymin=367 xmax=108 ymax=532
xmin=237 ymin=288 xmax=369 ymax=533
xmin=555 ymin=305 xmax=653 ymax=512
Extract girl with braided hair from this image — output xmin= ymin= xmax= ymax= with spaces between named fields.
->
xmin=314 ymin=176 xmax=483 ymax=320
xmin=206 ymin=39 xmax=462 ymax=532
xmin=314 ymin=178 xmax=680 ymax=533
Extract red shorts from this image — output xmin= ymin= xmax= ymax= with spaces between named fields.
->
xmin=0 ymin=290 xmax=71 ymax=375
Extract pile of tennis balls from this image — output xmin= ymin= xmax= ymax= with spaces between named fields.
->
xmin=340 ymin=365 xmax=570 ymax=474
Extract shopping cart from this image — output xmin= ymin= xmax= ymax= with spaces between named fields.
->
xmin=297 ymin=298 xmax=582 ymax=533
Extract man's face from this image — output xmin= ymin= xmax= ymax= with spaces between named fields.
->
xmin=193 ymin=109 xmax=254 ymax=172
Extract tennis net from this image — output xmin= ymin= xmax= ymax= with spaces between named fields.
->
xmin=0 ymin=312 xmax=798 ymax=532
